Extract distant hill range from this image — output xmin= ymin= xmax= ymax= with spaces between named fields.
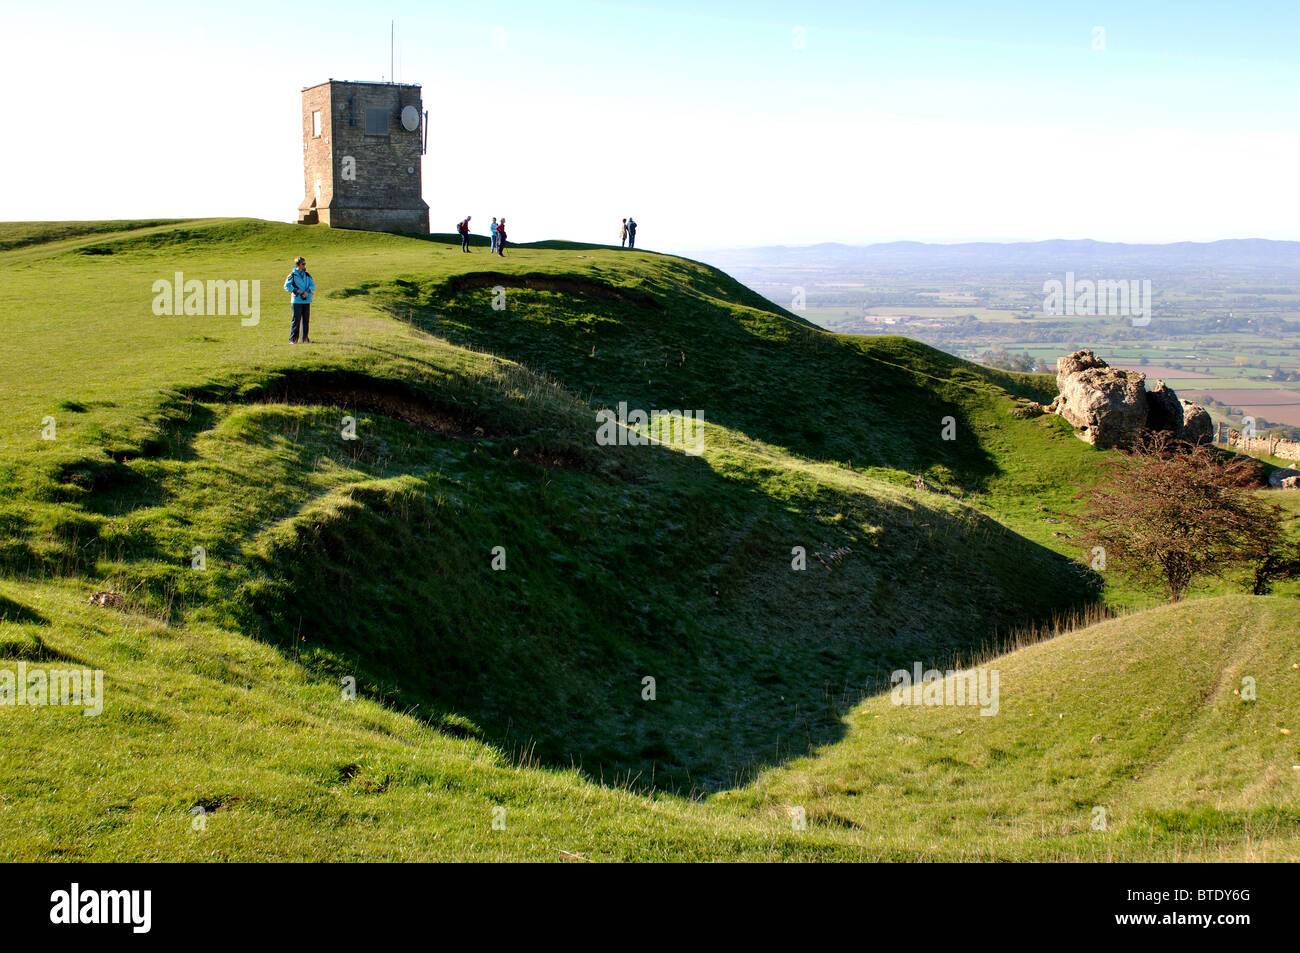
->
xmin=690 ymin=238 xmax=1300 ymax=275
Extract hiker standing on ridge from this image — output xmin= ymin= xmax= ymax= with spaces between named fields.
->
xmin=620 ymin=218 xmax=628 ymax=247
xmin=490 ymin=217 xmax=499 ymax=254
xmin=626 ymin=217 xmax=637 ymax=249
xmin=283 ymin=256 xmax=314 ymax=344
xmin=496 ymin=218 xmax=507 ymax=256
xmin=458 ymin=216 xmax=472 ymax=252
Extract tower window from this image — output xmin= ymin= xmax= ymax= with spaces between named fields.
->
xmin=364 ymin=109 xmax=389 ymax=136
xmin=311 ymin=110 xmax=322 ymax=138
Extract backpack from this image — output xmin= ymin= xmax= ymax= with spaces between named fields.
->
xmin=457 ymin=220 xmax=467 ymax=235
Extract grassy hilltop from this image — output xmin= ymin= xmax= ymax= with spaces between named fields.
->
xmin=0 ymin=218 xmax=1296 ymax=860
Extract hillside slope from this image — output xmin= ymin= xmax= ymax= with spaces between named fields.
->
xmin=4 ymin=219 xmax=1285 ymax=852
xmin=754 ymin=594 xmax=1300 ymax=860
xmin=2 ymin=578 xmax=1294 ymax=860
xmin=0 ymin=218 xmax=1118 ymax=791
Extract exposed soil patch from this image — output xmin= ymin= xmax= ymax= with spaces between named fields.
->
xmin=218 ymin=371 xmax=589 ymax=472
xmin=335 ymin=763 xmax=390 ymax=793
xmin=225 ymin=371 xmax=509 ymax=440
xmin=439 ymin=272 xmax=665 ymax=311
xmin=189 ymin=795 xmax=239 ymax=814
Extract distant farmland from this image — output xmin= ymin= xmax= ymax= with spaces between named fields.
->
xmin=1109 ymin=363 xmax=1216 ymax=379
xmin=1181 ymin=387 xmax=1300 ymax=427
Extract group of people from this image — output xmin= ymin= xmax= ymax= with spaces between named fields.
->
xmin=458 ymin=215 xmax=640 ymax=252
xmin=457 ymin=215 xmax=508 ymax=256
xmin=283 ymin=213 xmax=643 ymax=342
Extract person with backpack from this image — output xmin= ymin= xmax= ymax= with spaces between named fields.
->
xmin=620 ymin=218 xmax=627 ymax=247
xmin=458 ymin=216 xmax=472 ymax=252
xmin=283 ymin=256 xmax=315 ymax=344
xmin=626 ymin=217 xmax=637 ymax=249
xmin=490 ymin=217 xmax=499 ymax=254
xmin=496 ymin=218 xmax=507 ymax=256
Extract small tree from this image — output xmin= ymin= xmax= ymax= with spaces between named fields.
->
xmin=1074 ymin=433 xmax=1280 ymax=601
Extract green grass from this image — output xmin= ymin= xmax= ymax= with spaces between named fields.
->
xmin=0 ymin=218 xmax=1295 ymax=860
xmin=753 ymin=594 xmax=1300 ymax=860
xmin=0 ymin=218 xmax=192 ymax=253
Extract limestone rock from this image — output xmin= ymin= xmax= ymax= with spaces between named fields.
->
xmin=1054 ymin=350 xmax=1149 ymax=449
xmin=1012 ymin=401 xmax=1047 ymax=419
xmin=1268 ymin=467 xmax=1300 ymax=489
xmin=1178 ymin=400 xmax=1213 ymax=445
xmin=1053 ymin=350 xmax=1213 ymax=449
xmin=1055 ymin=349 xmax=1109 ymax=380
xmin=1145 ymin=380 xmax=1183 ymax=433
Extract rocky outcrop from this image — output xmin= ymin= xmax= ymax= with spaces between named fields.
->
xmin=1179 ymin=400 xmax=1213 ymax=445
xmin=1055 ymin=350 xmax=1149 ymax=449
xmin=1141 ymin=380 xmax=1213 ymax=445
xmin=1144 ymin=380 xmax=1183 ymax=433
xmin=1056 ymin=349 xmax=1110 ymax=379
xmin=1053 ymin=349 xmax=1213 ymax=449
xmin=1011 ymin=400 xmax=1048 ymax=419
xmin=1268 ymin=467 xmax=1300 ymax=490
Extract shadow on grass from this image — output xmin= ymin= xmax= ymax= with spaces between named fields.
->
xmin=13 ymin=365 xmax=1099 ymax=794
xmin=0 ymin=594 xmax=48 ymax=627
xmin=231 ymin=427 xmax=1100 ymax=794
xmin=373 ymin=276 xmax=1007 ymax=493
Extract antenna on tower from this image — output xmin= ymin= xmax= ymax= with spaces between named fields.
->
xmin=390 ymin=20 xmax=395 ymax=84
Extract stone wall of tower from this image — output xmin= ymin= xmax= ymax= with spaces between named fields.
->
xmin=297 ymin=84 xmax=333 ymax=224
xmin=297 ymin=80 xmax=429 ymax=235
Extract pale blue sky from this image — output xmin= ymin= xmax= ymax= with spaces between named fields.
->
xmin=1 ymin=0 xmax=1297 ymax=249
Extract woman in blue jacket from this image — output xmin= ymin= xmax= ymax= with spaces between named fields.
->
xmin=284 ymin=256 xmax=315 ymax=344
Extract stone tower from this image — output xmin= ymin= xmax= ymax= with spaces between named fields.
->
xmin=296 ymin=79 xmax=429 ymax=235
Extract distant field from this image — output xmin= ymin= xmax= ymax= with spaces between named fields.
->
xmin=1109 ymin=363 xmax=1216 ymax=379
xmin=1180 ymin=387 xmax=1300 ymax=427
xmin=863 ymin=306 xmax=992 ymax=319
xmin=715 ymin=244 xmax=1300 ymax=445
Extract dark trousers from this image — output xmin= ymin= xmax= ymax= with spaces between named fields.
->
xmin=462 ymin=233 xmax=470 ymax=252
xmin=497 ymin=239 xmax=505 ymax=256
xmin=291 ymin=303 xmax=310 ymax=342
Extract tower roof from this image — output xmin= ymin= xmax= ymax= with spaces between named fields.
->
xmin=302 ymin=79 xmax=423 ymax=92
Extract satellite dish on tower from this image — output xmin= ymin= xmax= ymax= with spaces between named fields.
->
xmin=401 ymin=105 xmax=420 ymax=131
